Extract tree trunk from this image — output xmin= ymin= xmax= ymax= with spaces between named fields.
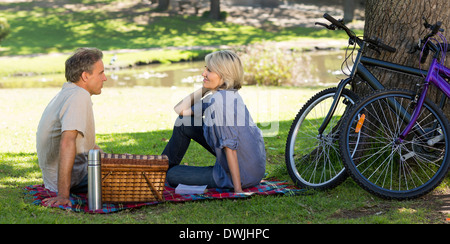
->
xmin=358 ymin=0 xmax=450 ymax=116
xmin=261 ymin=0 xmax=280 ymax=8
xmin=210 ymin=0 xmax=221 ymax=20
xmin=157 ymin=0 xmax=170 ymax=11
xmin=343 ymin=0 xmax=356 ymax=23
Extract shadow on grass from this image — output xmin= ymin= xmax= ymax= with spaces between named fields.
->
xmin=0 ymin=152 xmax=41 ymax=187
xmin=96 ymin=120 xmax=294 ymax=180
xmin=0 ymin=120 xmax=295 ymax=188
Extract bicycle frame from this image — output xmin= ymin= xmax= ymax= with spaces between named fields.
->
xmin=398 ymin=58 xmax=450 ymax=141
xmin=318 ymin=42 xmax=428 ymax=135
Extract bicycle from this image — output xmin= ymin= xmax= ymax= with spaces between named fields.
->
xmin=339 ymin=19 xmax=450 ymax=200
xmin=285 ymin=13 xmax=437 ymax=190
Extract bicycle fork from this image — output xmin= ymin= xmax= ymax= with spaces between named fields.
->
xmin=317 ymin=78 xmax=353 ymax=135
xmin=318 ymin=44 xmax=366 ymax=136
xmin=397 ymin=59 xmax=448 ymax=145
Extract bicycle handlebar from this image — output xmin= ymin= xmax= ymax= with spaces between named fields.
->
xmin=319 ymin=13 xmax=396 ymax=53
xmin=432 ymin=21 xmax=443 ymax=35
xmin=420 ymin=20 xmax=445 ymax=63
xmin=367 ymin=37 xmax=397 ymax=53
xmin=323 ymin=13 xmax=351 ymax=35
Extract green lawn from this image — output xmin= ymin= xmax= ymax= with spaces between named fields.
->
xmin=0 ymin=1 xmax=353 ymax=56
xmin=0 ymin=0 xmax=448 ymax=224
xmin=0 ymin=0 xmax=359 ymax=77
xmin=1 ymin=86 xmax=449 ymax=224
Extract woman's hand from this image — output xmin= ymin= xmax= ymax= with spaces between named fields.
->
xmin=174 ymin=87 xmax=210 ymax=116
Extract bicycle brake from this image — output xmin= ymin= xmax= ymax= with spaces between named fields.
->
xmin=412 ymin=83 xmax=423 ymax=106
xmin=315 ymin=22 xmax=336 ymax=30
xmin=422 ymin=16 xmax=431 ymax=29
xmin=407 ymin=45 xmax=419 ymax=54
xmin=408 ymin=39 xmax=422 ymax=54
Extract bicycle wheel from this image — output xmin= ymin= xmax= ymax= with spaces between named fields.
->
xmin=285 ymin=87 xmax=358 ymax=190
xmin=339 ymin=89 xmax=450 ymax=200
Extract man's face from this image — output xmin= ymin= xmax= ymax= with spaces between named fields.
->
xmin=83 ymin=60 xmax=107 ymax=95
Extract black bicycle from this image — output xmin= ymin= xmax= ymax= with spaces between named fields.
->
xmin=285 ymin=13 xmax=437 ymax=190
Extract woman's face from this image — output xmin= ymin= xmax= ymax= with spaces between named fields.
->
xmin=202 ymin=66 xmax=223 ymax=90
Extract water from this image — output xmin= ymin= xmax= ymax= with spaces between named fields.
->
xmin=0 ymin=51 xmax=347 ymax=89
xmin=106 ymin=62 xmax=206 ymax=88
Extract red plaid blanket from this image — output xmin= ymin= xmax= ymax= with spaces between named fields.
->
xmin=23 ymin=180 xmax=304 ymax=214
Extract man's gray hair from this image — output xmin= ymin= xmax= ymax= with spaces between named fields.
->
xmin=65 ymin=47 xmax=103 ymax=83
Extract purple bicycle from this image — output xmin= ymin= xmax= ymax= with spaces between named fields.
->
xmin=339 ymin=19 xmax=450 ymax=200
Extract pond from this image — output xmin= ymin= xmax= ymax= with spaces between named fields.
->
xmin=0 ymin=50 xmax=347 ymax=89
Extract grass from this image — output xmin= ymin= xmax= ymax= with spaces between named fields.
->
xmin=1 ymin=86 xmax=449 ymax=224
xmin=0 ymin=0 xmax=448 ymax=224
xmin=0 ymin=1 xmax=361 ymax=77
xmin=0 ymin=3 xmax=354 ymax=56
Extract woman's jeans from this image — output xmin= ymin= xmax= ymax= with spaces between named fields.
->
xmin=162 ymin=116 xmax=218 ymax=188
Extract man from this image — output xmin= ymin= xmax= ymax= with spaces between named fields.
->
xmin=36 ymin=47 xmax=107 ymax=207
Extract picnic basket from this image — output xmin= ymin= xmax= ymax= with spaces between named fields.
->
xmin=100 ymin=153 xmax=169 ymax=203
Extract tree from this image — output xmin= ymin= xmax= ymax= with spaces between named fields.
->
xmin=343 ymin=0 xmax=356 ymax=23
xmin=209 ymin=0 xmax=220 ymax=20
xmin=358 ymin=0 xmax=449 ymax=116
xmin=157 ymin=0 xmax=170 ymax=11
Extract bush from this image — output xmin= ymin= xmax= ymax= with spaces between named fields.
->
xmin=201 ymin=11 xmax=228 ymax=20
xmin=236 ymin=42 xmax=298 ymax=86
xmin=0 ymin=18 xmax=10 ymax=43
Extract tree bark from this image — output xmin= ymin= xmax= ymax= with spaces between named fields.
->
xmin=157 ymin=0 xmax=170 ymax=11
xmin=343 ymin=0 xmax=356 ymax=23
xmin=210 ymin=0 xmax=221 ymax=20
xmin=358 ymin=0 xmax=449 ymax=116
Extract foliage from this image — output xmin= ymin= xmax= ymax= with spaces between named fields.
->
xmin=237 ymin=42 xmax=296 ymax=86
xmin=236 ymin=42 xmax=346 ymax=86
xmin=201 ymin=11 xmax=229 ymax=20
xmin=0 ymin=18 xmax=10 ymax=43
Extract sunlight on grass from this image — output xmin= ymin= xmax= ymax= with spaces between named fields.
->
xmin=0 ymin=5 xmax=360 ymax=56
xmin=0 ymin=86 xmax=318 ymax=154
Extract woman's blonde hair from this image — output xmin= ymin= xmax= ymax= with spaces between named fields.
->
xmin=205 ymin=50 xmax=244 ymax=90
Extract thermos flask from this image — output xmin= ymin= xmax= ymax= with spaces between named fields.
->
xmin=88 ymin=149 xmax=102 ymax=210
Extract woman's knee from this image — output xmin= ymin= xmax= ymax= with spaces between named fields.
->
xmin=174 ymin=116 xmax=203 ymax=137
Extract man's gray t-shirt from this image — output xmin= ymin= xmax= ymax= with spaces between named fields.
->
xmin=36 ymin=82 xmax=95 ymax=192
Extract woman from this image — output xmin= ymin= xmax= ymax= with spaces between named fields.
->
xmin=162 ymin=50 xmax=266 ymax=193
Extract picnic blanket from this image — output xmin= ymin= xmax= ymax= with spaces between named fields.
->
xmin=23 ymin=180 xmax=305 ymax=214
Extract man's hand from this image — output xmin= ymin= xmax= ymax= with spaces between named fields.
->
xmin=42 ymin=195 xmax=72 ymax=207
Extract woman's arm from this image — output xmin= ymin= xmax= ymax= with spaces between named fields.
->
xmin=224 ymin=147 xmax=243 ymax=193
xmin=174 ymin=87 xmax=209 ymax=116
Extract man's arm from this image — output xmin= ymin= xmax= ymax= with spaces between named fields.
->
xmin=42 ymin=130 xmax=78 ymax=207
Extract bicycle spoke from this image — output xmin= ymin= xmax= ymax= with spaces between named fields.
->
xmin=340 ymin=90 xmax=450 ymax=199
xmin=286 ymin=88 xmax=358 ymax=189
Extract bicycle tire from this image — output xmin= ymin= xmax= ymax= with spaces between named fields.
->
xmin=285 ymin=87 xmax=358 ymax=190
xmin=339 ymin=89 xmax=450 ymax=200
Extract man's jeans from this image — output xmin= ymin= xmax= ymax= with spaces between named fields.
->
xmin=162 ymin=116 xmax=218 ymax=188
xmin=70 ymin=174 xmax=88 ymax=193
